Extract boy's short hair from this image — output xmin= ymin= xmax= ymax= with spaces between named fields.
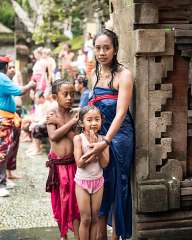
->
xmin=52 ymin=79 xmax=73 ymax=94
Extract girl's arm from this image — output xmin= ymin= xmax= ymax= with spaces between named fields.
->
xmin=99 ymin=144 xmax=109 ymax=168
xmin=47 ymin=113 xmax=78 ymax=142
xmin=73 ymin=135 xmax=87 ymax=168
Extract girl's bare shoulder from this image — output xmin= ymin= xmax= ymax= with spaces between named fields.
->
xmin=73 ymin=134 xmax=82 ymax=142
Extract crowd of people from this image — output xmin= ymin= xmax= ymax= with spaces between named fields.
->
xmin=0 ymin=29 xmax=134 ymax=240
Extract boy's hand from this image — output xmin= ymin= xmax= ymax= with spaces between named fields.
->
xmin=72 ymin=111 xmax=79 ymax=123
xmin=46 ymin=112 xmax=58 ymax=125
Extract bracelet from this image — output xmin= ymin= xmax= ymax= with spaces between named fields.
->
xmin=103 ymin=137 xmax=110 ymax=146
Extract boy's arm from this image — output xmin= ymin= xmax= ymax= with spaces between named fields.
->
xmin=73 ymin=135 xmax=87 ymax=168
xmin=99 ymin=145 xmax=109 ymax=168
xmin=47 ymin=113 xmax=77 ymax=142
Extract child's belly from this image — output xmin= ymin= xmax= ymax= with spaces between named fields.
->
xmin=50 ymin=138 xmax=74 ymax=157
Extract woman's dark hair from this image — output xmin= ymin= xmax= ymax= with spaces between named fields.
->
xmin=93 ymin=29 xmax=120 ymax=89
xmin=51 ymin=79 xmax=73 ymax=94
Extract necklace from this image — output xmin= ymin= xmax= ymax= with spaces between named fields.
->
xmin=99 ymin=68 xmax=112 ymax=86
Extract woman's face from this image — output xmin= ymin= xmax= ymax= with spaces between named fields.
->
xmin=94 ymin=34 xmax=115 ymax=66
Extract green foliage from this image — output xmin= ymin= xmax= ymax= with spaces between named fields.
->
xmin=0 ymin=1 xmax=15 ymax=30
xmin=12 ymin=0 xmax=109 ymax=45
xmin=32 ymin=0 xmax=66 ymax=44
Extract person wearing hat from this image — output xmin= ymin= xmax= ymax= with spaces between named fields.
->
xmin=74 ymin=72 xmax=90 ymax=108
xmin=0 ymin=56 xmax=36 ymax=197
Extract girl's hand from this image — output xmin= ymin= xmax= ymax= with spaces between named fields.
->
xmin=46 ymin=112 xmax=58 ymax=125
xmin=89 ymin=129 xmax=97 ymax=143
xmin=82 ymin=141 xmax=107 ymax=164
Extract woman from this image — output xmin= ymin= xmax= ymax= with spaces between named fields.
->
xmin=83 ymin=29 xmax=135 ymax=239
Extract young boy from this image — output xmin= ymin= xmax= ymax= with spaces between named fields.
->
xmin=46 ymin=79 xmax=79 ymax=240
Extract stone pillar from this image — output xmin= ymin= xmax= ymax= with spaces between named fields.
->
xmin=110 ymin=1 xmax=192 ymax=239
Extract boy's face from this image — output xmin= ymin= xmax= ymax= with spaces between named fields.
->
xmin=57 ymin=84 xmax=75 ymax=109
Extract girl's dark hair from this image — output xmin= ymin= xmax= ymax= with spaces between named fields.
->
xmin=93 ymin=29 xmax=120 ymax=89
xmin=51 ymin=79 xmax=73 ymax=94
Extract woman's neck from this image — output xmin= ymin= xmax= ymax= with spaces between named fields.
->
xmin=100 ymin=65 xmax=111 ymax=73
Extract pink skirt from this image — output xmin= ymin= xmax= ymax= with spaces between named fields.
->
xmin=75 ymin=176 xmax=104 ymax=194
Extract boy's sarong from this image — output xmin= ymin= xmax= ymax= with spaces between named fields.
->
xmin=46 ymin=151 xmax=79 ymax=237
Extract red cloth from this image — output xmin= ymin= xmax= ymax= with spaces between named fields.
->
xmin=47 ymin=151 xmax=80 ymax=237
xmin=88 ymin=94 xmax=118 ymax=106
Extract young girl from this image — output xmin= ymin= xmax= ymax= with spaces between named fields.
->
xmin=73 ymin=106 xmax=109 ymax=240
xmin=46 ymin=79 xmax=80 ymax=240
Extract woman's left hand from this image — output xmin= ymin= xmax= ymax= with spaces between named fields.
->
xmin=82 ymin=141 xmax=107 ymax=164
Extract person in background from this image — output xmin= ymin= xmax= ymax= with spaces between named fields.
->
xmin=42 ymin=48 xmax=56 ymax=85
xmin=6 ymin=61 xmax=22 ymax=181
xmin=74 ymin=72 xmax=90 ymax=108
xmin=31 ymin=47 xmax=47 ymax=93
xmin=0 ymin=56 xmax=36 ymax=197
xmin=59 ymin=43 xmax=74 ymax=77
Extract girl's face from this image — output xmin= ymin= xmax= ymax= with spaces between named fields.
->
xmin=94 ymin=34 xmax=116 ymax=66
xmin=56 ymin=84 xmax=75 ymax=109
xmin=82 ymin=110 xmax=102 ymax=134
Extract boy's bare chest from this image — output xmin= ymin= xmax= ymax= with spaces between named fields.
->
xmin=56 ymin=114 xmax=71 ymax=128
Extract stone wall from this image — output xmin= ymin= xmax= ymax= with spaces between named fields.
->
xmin=110 ymin=1 xmax=192 ymax=239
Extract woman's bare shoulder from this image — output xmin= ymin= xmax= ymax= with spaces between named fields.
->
xmin=117 ymin=65 xmax=132 ymax=84
xmin=118 ymin=65 xmax=131 ymax=75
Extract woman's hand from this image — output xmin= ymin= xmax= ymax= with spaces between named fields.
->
xmin=82 ymin=141 xmax=107 ymax=164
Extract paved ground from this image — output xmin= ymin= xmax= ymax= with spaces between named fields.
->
xmin=0 ymin=142 xmax=63 ymax=239
xmin=0 ymin=142 xmax=112 ymax=240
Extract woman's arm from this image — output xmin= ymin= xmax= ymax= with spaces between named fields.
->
xmin=82 ymin=69 xmax=133 ymax=160
xmin=99 ymin=145 xmax=109 ymax=168
xmin=105 ymin=69 xmax=133 ymax=142
xmin=73 ymin=135 xmax=87 ymax=168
